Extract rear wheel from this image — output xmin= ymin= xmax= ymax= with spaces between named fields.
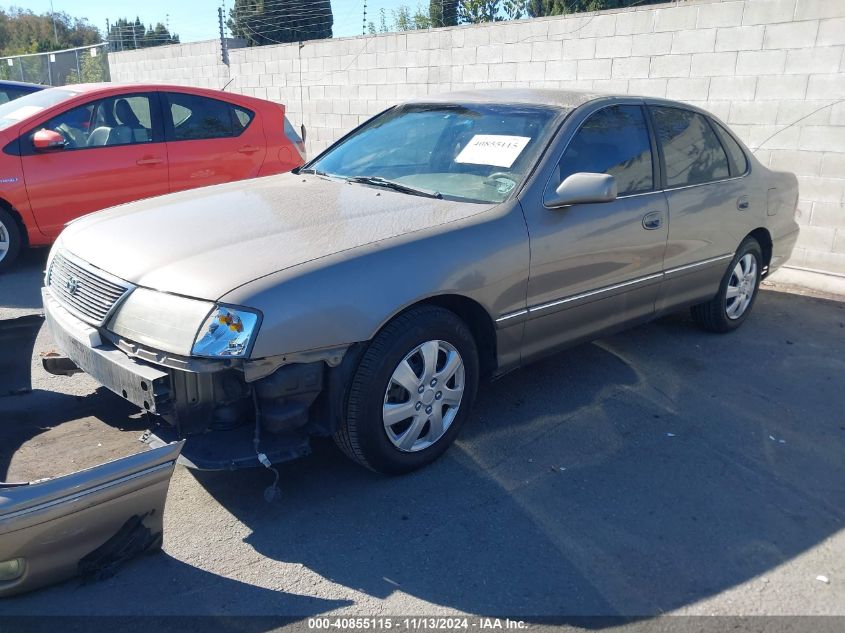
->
xmin=334 ymin=305 xmax=479 ymax=474
xmin=0 ymin=207 xmax=23 ymax=273
xmin=691 ymin=237 xmax=762 ymax=333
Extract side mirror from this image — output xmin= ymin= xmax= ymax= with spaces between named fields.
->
xmin=32 ymin=129 xmax=67 ymax=151
xmin=545 ymin=172 xmax=617 ymax=208
xmin=300 ymin=123 xmax=307 ymax=144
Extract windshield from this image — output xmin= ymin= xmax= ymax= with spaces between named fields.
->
xmin=307 ymin=103 xmax=561 ymax=203
xmin=0 ymin=88 xmax=78 ymax=130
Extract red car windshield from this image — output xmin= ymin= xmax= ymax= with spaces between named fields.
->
xmin=0 ymin=88 xmax=78 ymax=130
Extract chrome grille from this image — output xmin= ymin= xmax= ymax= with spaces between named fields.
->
xmin=47 ymin=250 xmax=132 ymax=326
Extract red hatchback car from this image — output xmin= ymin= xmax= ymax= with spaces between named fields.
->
xmin=0 ymin=83 xmax=306 ymax=271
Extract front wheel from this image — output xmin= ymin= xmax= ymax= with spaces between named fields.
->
xmin=691 ymin=237 xmax=762 ymax=333
xmin=0 ymin=207 xmax=23 ymax=273
xmin=334 ymin=305 xmax=479 ymax=474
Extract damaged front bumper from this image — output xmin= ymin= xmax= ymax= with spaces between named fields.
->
xmin=0 ymin=441 xmax=183 ymax=598
xmin=42 ymin=288 xmax=348 ymax=471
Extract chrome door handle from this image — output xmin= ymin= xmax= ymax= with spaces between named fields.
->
xmin=642 ymin=211 xmax=663 ymax=230
xmin=737 ymin=196 xmax=750 ymax=211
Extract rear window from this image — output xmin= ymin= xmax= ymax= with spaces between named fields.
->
xmin=0 ymin=88 xmax=78 ymax=130
xmin=163 ymin=92 xmax=254 ymax=141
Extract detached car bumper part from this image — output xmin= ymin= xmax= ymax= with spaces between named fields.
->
xmin=0 ymin=442 xmax=183 ymax=598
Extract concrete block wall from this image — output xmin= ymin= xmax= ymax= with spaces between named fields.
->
xmin=109 ymin=0 xmax=845 ymax=278
xmin=108 ymin=39 xmax=245 ymax=89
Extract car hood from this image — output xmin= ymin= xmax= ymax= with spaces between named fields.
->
xmin=59 ymin=173 xmax=494 ymax=301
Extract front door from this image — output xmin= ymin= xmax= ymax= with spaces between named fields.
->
xmin=20 ymin=92 xmax=168 ymax=237
xmin=519 ymin=103 xmax=668 ymax=362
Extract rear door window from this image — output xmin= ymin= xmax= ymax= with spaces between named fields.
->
xmin=163 ymin=92 xmax=253 ymax=141
xmin=556 ymin=104 xmax=654 ymax=196
xmin=651 ymin=106 xmax=730 ymax=187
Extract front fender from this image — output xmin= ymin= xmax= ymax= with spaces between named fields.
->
xmin=221 ymin=202 xmax=530 ymax=360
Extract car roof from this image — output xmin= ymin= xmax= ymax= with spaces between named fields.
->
xmin=0 ymin=79 xmax=45 ymax=90
xmin=403 ymin=89 xmax=608 ymax=110
xmin=42 ymin=82 xmax=281 ymax=107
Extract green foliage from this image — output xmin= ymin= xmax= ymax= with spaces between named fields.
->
xmin=228 ymin=0 xmax=333 ymax=46
xmin=525 ymin=0 xmax=665 ymax=17
xmin=430 ymin=0 xmax=458 ymax=27
xmin=368 ymin=4 xmax=434 ymax=33
xmin=107 ymin=17 xmax=179 ymax=51
xmin=371 ymin=0 xmax=669 ymax=33
xmin=458 ymin=0 xmax=502 ymax=23
xmin=64 ymin=48 xmax=109 ymax=84
xmin=0 ymin=7 xmax=101 ymax=56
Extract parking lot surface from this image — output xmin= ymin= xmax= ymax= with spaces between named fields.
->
xmin=1 ymin=249 xmax=843 ymax=617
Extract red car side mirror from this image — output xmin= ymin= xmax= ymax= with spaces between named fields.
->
xmin=32 ymin=128 xmax=67 ymax=151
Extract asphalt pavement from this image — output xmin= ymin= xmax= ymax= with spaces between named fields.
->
xmin=0 ymin=247 xmax=843 ymax=617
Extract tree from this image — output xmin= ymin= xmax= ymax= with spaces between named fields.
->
xmin=392 ymin=5 xmax=433 ymax=31
xmin=458 ymin=0 xmax=502 ymax=23
xmin=0 ymin=8 xmax=100 ymax=56
xmin=526 ymin=0 xmax=665 ymax=17
xmin=228 ymin=0 xmax=333 ymax=46
xmin=64 ymin=48 xmax=109 ymax=84
xmin=107 ymin=17 xmax=178 ymax=51
xmin=430 ymin=0 xmax=458 ymax=27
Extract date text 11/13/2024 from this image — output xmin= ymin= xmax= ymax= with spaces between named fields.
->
xmin=307 ymin=617 xmax=528 ymax=630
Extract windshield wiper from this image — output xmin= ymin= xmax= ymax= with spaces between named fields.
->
xmin=346 ymin=176 xmax=442 ymax=199
xmin=298 ymin=167 xmax=330 ymax=177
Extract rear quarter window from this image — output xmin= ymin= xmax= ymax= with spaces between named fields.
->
xmin=711 ymin=120 xmax=749 ymax=177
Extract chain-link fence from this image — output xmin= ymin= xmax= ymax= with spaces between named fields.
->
xmin=0 ymin=43 xmax=110 ymax=87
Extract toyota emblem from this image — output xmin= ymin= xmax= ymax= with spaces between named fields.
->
xmin=65 ymin=276 xmax=80 ymax=295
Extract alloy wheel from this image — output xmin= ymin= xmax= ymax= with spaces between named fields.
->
xmin=0 ymin=217 xmax=8 ymax=263
xmin=726 ymin=253 xmax=757 ymax=320
xmin=382 ymin=339 xmax=465 ymax=452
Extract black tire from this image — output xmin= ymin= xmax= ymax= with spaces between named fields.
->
xmin=691 ymin=237 xmax=763 ymax=333
xmin=334 ymin=305 xmax=479 ymax=475
xmin=0 ymin=207 xmax=23 ymax=273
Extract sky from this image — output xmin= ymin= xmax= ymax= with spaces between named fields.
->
xmin=22 ymin=0 xmax=417 ymax=43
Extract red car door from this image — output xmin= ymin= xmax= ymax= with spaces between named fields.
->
xmin=19 ymin=92 xmax=168 ymax=238
xmin=161 ymin=91 xmax=267 ymax=192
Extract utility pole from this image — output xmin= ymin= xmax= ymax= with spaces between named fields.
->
xmin=49 ymin=0 xmax=59 ymax=44
xmin=363 ymin=1 xmax=367 ymax=35
xmin=219 ymin=6 xmax=229 ymax=65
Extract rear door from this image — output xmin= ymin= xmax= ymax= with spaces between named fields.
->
xmin=19 ymin=91 xmax=168 ymax=237
xmin=161 ymin=91 xmax=266 ymax=192
xmin=0 ymin=442 xmax=183 ymax=597
xmin=648 ymin=105 xmax=744 ymax=312
xmin=519 ymin=102 xmax=668 ymax=362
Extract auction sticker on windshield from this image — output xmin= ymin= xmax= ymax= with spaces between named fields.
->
xmin=455 ymin=135 xmax=531 ymax=168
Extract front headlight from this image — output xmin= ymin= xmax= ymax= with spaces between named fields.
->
xmin=108 ymin=288 xmax=216 ymax=356
xmin=192 ymin=306 xmax=260 ymax=358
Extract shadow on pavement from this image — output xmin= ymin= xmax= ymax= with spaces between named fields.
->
xmin=0 ymin=314 xmax=42 ymax=396
xmin=190 ymin=290 xmax=845 ymax=617
xmin=2 ymin=289 xmax=844 ymax=620
xmin=0 ymin=248 xmax=48 ymax=312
